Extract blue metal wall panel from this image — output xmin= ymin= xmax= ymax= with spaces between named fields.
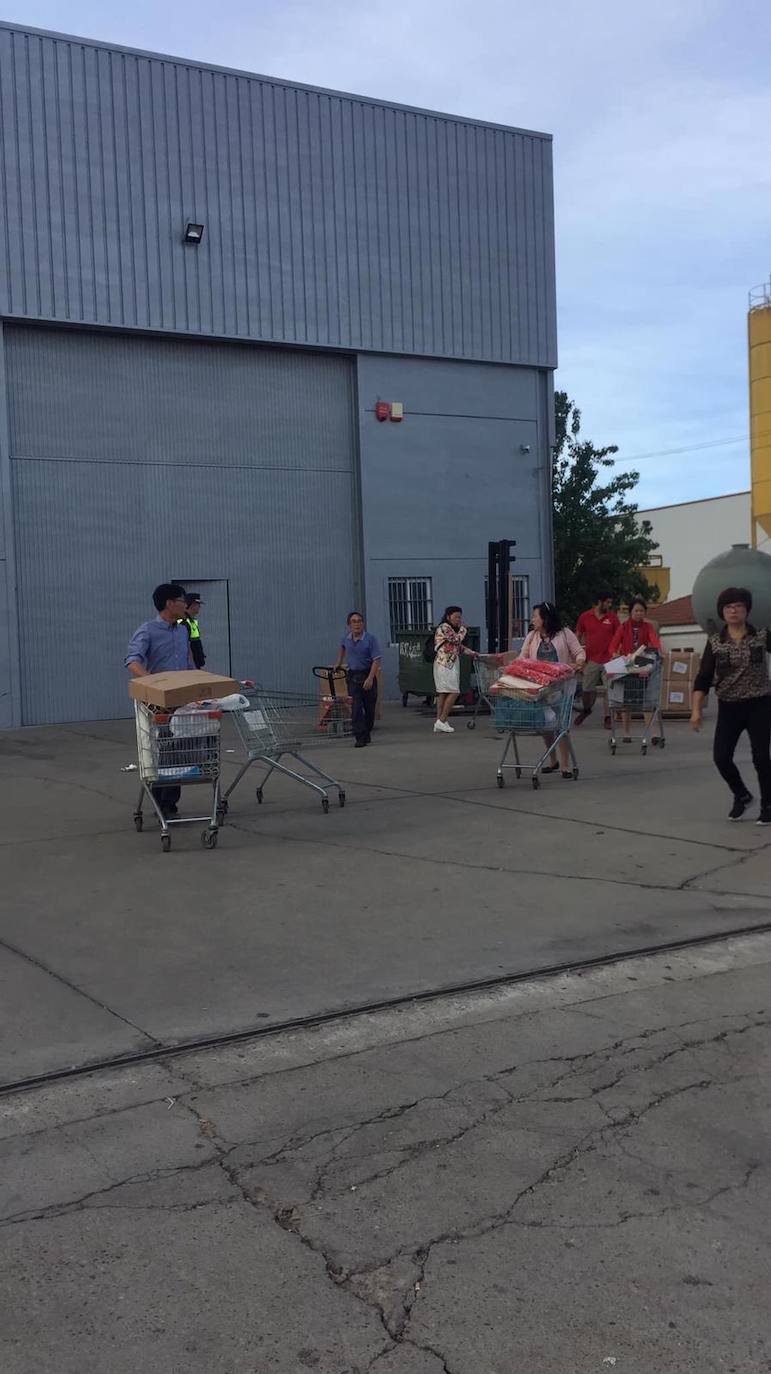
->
xmin=0 ymin=23 xmax=557 ymax=368
xmin=6 ymin=326 xmax=356 ymax=467
xmin=7 ymin=325 xmax=358 ymax=723
xmin=356 ymin=353 xmax=553 ymax=688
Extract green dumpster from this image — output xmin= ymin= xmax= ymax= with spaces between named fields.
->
xmin=397 ymin=627 xmax=481 ymax=707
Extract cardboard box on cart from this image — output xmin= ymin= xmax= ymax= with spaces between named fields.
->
xmin=128 ymin=670 xmax=239 ymax=710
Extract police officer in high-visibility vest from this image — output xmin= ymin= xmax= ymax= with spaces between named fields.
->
xmin=183 ymin=593 xmax=206 ymax=668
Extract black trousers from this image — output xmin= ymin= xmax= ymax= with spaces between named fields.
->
xmin=151 ymin=722 xmax=182 ymax=810
xmin=713 ymin=696 xmax=771 ymax=807
xmin=347 ymin=671 xmax=377 ymax=742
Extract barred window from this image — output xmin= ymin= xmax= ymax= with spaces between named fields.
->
xmin=387 ymin=577 xmax=433 ymax=642
xmin=512 ymin=575 xmax=531 ymax=639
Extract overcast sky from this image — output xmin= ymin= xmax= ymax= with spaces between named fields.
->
xmin=9 ymin=0 xmax=769 ymax=507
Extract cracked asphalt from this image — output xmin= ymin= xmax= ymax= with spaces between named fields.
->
xmin=1 ymin=933 xmax=769 ymax=1373
xmin=1 ymin=709 xmax=770 ymax=1370
xmin=1 ymin=710 xmax=770 ymax=1082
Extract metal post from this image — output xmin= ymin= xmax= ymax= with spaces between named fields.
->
xmin=497 ymin=539 xmax=510 ymax=653
xmin=487 ymin=541 xmax=499 ymax=652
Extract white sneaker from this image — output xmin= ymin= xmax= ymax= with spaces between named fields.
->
xmin=443 ymin=721 xmax=455 ymax=732
xmin=433 ymin=720 xmax=443 ymax=733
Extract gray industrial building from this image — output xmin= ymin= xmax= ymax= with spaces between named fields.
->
xmin=0 ymin=21 xmax=557 ymax=726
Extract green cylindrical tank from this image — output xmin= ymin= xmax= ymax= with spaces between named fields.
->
xmin=692 ymin=544 xmax=771 ymax=634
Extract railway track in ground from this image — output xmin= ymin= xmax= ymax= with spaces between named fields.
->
xmin=3 ymin=917 xmax=771 ymax=1099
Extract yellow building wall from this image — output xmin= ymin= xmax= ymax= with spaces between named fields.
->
xmin=749 ymin=302 xmax=771 ymax=544
xmin=639 ymin=565 xmax=671 ymax=601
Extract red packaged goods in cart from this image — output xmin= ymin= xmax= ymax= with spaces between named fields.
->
xmin=492 ymin=659 xmax=574 ymax=698
xmin=502 ymin=660 xmax=573 ymax=685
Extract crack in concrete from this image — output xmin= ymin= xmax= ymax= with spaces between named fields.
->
xmin=507 ymin=1158 xmax=764 ymax=1235
xmin=4 ymin=988 xmax=767 ymax=1374
xmin=232 ymin=818 xmax=760 ymax=899
xmin=1 ymin=1006 xmax=756 ymax=1161
xmin=0 ymin=767 xmax=125 ymax=808
xmin=678 ymin=844 xmax=768 ymax=892
xmin=236 ymin=771 xmax=757 ymax=856
xmin=0 ymin=1157 xmax=222 ymax=1228
xmin=191 ymin=1100 xmax=465 ymax=1373
xmin=364 ymin=1346 xmax=398 ymax=1372
xmin=0 ymin=933 xmax=158 ymax=1047
xmin=514 ymin=1017 xmax=771 ymax=1109
xmin=228 ymin=1013 xmax=768 ymax=1188
xmin=0 ymin=1091 xmax=185 ymax=1146
xmin=212 ymin=1015 xmax=769 ymax=1369
xmin=310 ymin=1085 xmax=515 ymax=1203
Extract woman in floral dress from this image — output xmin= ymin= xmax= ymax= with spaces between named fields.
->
xmin=433 ymin=606 xmax=478 ymax=733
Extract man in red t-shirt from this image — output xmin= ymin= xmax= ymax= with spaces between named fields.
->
xmin=574 ymin=594 xmax=621 ymax=727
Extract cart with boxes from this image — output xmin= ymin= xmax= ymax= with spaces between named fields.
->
xmin=129 ymin=670 xmax=239 ymax=852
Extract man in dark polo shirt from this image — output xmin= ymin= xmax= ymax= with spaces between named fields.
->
xmin=335 ymin=611 xmax=382 ymax=748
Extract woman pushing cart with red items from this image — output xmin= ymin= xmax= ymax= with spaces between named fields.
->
xmin=488 ymin=602 xmax=585 ymax=788
xmin=514 ymin=602 xmax=585 ymax=777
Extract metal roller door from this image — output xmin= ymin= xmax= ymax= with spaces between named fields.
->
xmin=6 ymin=326 xmax=359 ymax=724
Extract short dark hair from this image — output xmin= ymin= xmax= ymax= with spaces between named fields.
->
xmin=152 ymin=582 xmax=186 ymax=613
xmin=533 ymin=601 xmax=563 ymax=636
xmin=346 ymin=610 xmax=364 ymax=624
xmin=441 ymin=605 xmax=463 ymax=623
xmin=630 ymin=596 xmax=648 ymax=613
xmin=595 ymin=592 xmax=614 ymax=603
xmin=717 ymin=586 xmax=752 ymax=618
xmin=185 ymin=592 xmax=201 ymax=608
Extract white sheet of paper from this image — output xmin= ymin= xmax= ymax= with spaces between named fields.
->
xmin=604 ymin=657 xmax=629 ymax=677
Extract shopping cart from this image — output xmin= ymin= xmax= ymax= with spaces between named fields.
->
xmin=494 ymin=677 xmax=579 ymax=789
xmin=466 ymin=655 xmax=508 ymax=729
xmin=133 ymin=702 xmax=222 ymax=852
xmin=219 ymin=684 xmax=353 ymax=816
xmin=606 ymin=657 xmax=665 ymax=755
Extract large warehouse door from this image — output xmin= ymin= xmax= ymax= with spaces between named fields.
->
xmin=6 ymin=327 xmax=359 ymax=724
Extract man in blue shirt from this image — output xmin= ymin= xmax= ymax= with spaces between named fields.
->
xmin=126 ymin=583 xmax=192 ymax=814
xmin=126 ymin=583 xmax=192 ymax=677
xmin=335 ymin=611 xmax=382 ymax=748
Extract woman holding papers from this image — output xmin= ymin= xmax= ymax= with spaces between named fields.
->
xmin=607 ymin=599 xmax=662 ymax=742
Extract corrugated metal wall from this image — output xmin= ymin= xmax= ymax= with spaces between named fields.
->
xmin=0 ymin=23 xmax=556 ymax=368
xmin=7 ymin=325 xmax=358 ymax=723
xmin=356 ymin=353 xmax=552 ymax=684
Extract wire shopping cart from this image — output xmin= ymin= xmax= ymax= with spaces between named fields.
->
xmin=466 ymin=655 xmax=508 ymax=729
xmin=494 ymin=676 xmax=579 ymax=789
xmin=219 ymin=684 xmax=353 ymax=817
xmin=606 ymin=657 xmax=665 ymax=755
xmin=133 ymin=702 xmax=222 ymax=852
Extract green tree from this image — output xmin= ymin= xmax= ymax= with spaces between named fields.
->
xmin=552 ymin=391 xmax=659 ymax=626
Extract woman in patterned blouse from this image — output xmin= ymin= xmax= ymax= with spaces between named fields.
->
xmin=433 ymin=606 xmax=479 ymax=734
xmin=691 ymin=586 xmax=771 ymax=825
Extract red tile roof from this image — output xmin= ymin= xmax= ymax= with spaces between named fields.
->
xmin=650 ymin=594 xmax=696 ymax=627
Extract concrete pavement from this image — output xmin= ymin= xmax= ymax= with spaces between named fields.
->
xmin=1 ymin=931 xmax=769 ymax=1373
xmin=1 ymin=707 xmax=771 ymax=1084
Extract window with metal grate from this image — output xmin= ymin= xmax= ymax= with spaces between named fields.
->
xmin=387 ymin=577 xmax=434 ymax=643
